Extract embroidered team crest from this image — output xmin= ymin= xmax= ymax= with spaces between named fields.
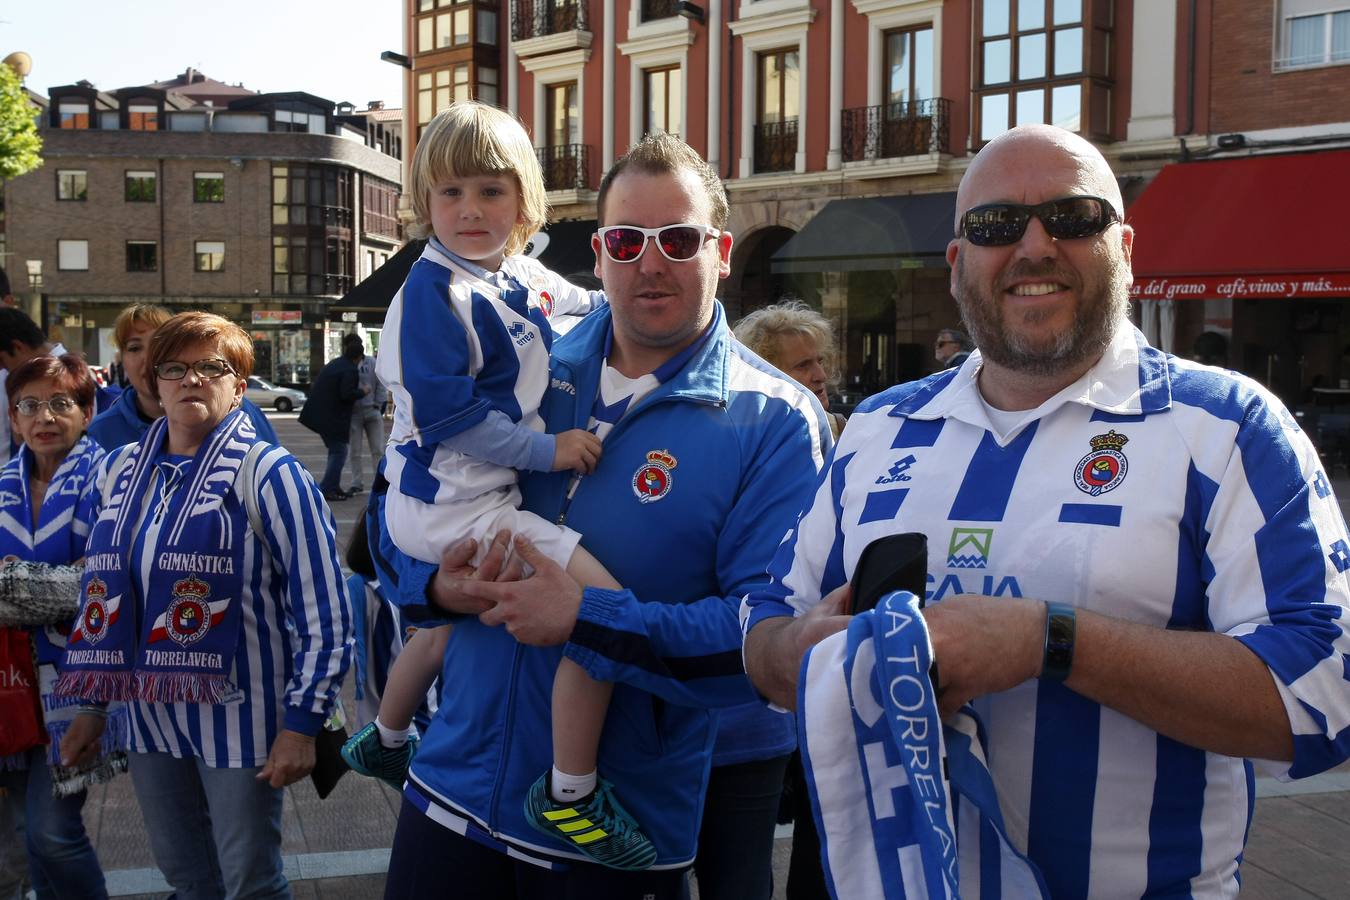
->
xmin=1074 ymin=430 xmax=1130 ymax=497
xmin=75 ymin=577 xmax=116 ymax=645
xmin=632 ymin=450 xmax=677 ymax=504
xmin=156 ymin=576 xmax=221 ymax=648
xmin=537 ymin=290 xmax=555 ymax=317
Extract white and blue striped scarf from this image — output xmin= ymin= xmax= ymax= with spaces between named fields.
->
xmin=799 ymin=592 xmax=1050 ymax=899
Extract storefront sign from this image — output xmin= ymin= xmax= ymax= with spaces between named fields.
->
xmin=340 ymin=311 xmax=358 ymax=322
xmin=252 ymin=310 xmax=302 ymax=325
xmin=1131 ymin=273 xmax=1350 ymax=301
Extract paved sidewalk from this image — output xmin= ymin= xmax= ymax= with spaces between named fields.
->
xmin=75 ymin=413 xmax=1350 ymax=898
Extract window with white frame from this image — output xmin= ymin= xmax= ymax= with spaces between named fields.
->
xmin=195 ymin=241 xmax=226 ymax=272
xmin=1278 ymin=1 xmax=1350 ymax=69
xmin=57 ymin=170 xmax=87 ymax=201
xmin=58 ymin=240 xmax=89 ymax=271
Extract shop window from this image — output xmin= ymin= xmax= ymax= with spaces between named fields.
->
xmin=125 ymin=170 xmax=156 ymax=202
xmin=126 ymin=241 xmax=158 ymax=272
xmin=57 ymin=170 xmax=87 ymax=201
xmin=58 ymin=240 xmax=89 ymax=271
xmin=194 ymin=172 xmax=225 ymax=203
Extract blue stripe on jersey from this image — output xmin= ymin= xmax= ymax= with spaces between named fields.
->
xmin=891 ymin=417 xmax=944 ymax=449
xmin=823 ymin=452 xmax=853 ymax=594
xmin=395 ymin=443 xmax=441 ymax=503
xmin=1145 ymin=735 xmax=1207 ymax=896
xmin=1058 ymin=503 xmax=1121 ymax=526
xmin=949 ymin=424 xmax=1039 ymax=522
xmin=469 ymin=294 xmax=526 ymax=422
xmin=1176 ymin=463 xmax=1218 ymax=630
xmin=871 ymin=369 xmax=958 ymax=417
xmin=859 ymin=488 xmax=908 ymax=525
xmin=1027 ymin=681 xmax=1098 ymax=900
xmin=979 ymin=815 xmax=1002 ymax=900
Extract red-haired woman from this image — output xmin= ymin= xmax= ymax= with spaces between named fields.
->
xmin=0 ymin=354 xmax=121 ymax=899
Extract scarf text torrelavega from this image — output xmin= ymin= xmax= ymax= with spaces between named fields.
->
xmin=57 ymin=410 xmax=257 ymax=704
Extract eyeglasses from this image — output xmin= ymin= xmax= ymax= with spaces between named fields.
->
xmin=154 ymin=358 xmax=234 ymax=381
xmin=597 ymin=224 xmax=721 ymax=263
xmin=15 ymin=396 xmax=79 ymax=417
xmin=958 ymin=196 xmax=1120 ymax=247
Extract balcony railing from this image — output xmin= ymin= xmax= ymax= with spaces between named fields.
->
xmin=537 ymin=143 xmax=591 ymax=191
xmin=841 ymin=98 xmax=951 ymax=163
xmin=753 ymin=118 xmax=798 ymax=174
xmin=640 ymin=0 xmax=682 ymax=20
xmin=512 ymin=0 xmax=588 ymax=41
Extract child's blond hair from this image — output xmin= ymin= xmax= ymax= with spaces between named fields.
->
xmin=407 ymin=102 xmax=548 ymax=258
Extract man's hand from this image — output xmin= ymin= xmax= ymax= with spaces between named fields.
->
xmin=256 ymin=729 xmax=316 ymax=788
xmin=744 ymin=583 xmax=853 ymax=709
xmin=923 ymin=593 xmax=1044 ymax=719
xmin=428 ymin=531 xmax=526 ymax=615
xmin=552 ymin=429 xmax=602 ymax=475
xmin=59 ymin=712 xmax=107 ymax=768
xmin=467 ymin=537 xmax=582 ymax=646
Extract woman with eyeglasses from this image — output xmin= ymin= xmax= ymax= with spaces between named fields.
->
xmin=86 ymin=303 xmax=278 ymax=452
xmin=0 ymin=353 xmax=123 ymax=900
xmin=56 ymin=312 xmax=352 ymax=900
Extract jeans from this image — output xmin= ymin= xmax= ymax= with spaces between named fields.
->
xmin=129 ymin=752 xmax=289 ymax=900
xmin=319 ymin=434 xmax=349 ymax=495
xmin=0 ymin=749 xmax=108 ymax=900
xmin=692 ymin=754 xmax=792 ymax=900
xmin=347 ymin=406 xmax=385 ymax=490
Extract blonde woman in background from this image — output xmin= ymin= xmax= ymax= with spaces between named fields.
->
xmin=734 ymin=299 xmax=847 ymax=439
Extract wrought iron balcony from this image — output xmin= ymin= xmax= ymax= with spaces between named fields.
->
xmin=536 ymin=143 xmax=591 ymax=191
xmin=640 ymin=0 xmax=682 ymax=20
xmin=753 ymin=118 xmax=798 ymax=174
xmin=841 ymin=98 xmax=951 ymax=163
xmin=512 ymin=0 xmax=589 ymax=41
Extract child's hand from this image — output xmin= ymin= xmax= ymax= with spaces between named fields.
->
xmin=552 ymin=429 xmax=602 ymax=474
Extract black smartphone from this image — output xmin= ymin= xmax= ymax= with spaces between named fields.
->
xmin=849 ymin=532 xmax=929 ymax=615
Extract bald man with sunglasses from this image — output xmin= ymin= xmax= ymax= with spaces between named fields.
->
xmin=371 ymin=131 xmax=830 ymax=897
xmin=743 ymin=124 xmax=1350 ymax=897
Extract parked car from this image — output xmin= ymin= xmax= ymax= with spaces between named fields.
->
xmin=245 ymin=376 xmax=306 ymax=412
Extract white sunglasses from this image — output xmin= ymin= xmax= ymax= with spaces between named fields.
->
xmin=596 ymin=224 xmax=721 ymax=263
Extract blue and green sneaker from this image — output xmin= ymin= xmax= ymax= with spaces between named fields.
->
xmin=524 ymin=772 xmax=657 ymax=870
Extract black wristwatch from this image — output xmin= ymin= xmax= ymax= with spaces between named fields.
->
xmin=1040 ymin=602 xmax=1076 ymax=682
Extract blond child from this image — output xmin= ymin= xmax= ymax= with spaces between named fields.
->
xmin=340 ymin=102 xmax=655 ymax=871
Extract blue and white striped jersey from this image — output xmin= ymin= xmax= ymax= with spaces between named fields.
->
xmin=744 ymin=326 xmax=1350 ymax=899
xmin=377 ymin=242 xmax=603 ymax=508
xmin=92 ymin=443 xmax=353 ymax=768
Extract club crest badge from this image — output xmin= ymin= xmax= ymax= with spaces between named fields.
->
xmin=1074 ymin=430 xmax=1130 ymax=496
xmin=164 ymin=576 xmax=215 ymax=648
xmin=77 ymin=577 xmax=113 ymax=645
xmin=632 ymin=450 xmax=677 ymax=504
xmin=537 ymin=290 xmax=555 ymax=317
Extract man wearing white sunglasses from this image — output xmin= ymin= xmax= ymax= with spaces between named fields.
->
xmin=373 ymin=131 xmax=831 ymax=897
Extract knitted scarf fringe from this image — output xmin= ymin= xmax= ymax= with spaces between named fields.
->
xmin=53 ymin=669 xmax=135 ymax=702
xmin=135 ymin=671 xmax=233 ymax=705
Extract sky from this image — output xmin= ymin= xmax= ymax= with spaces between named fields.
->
xmin=1 ymin=1 xmax=405 ymax=108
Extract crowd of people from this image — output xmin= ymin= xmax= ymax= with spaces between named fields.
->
xmin=1 ymin=107 xmax=1348 ymax=900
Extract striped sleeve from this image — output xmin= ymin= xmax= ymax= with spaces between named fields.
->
xmin=379 ymin=264 xmax=495 ymax=447
xmin=253 ymin=450 xmax=353 ymax=735
xmin=1191 ymin=389 xmax=1350 ymax=778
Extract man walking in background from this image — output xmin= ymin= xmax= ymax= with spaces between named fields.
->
xmin=300 ymin=336 xmax=368 ymax=502
xmin=345 ymin=333 xmax=387 ymax=494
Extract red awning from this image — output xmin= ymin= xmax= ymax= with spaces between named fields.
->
xmin=1127 ymin=149 xmax=1350 ymax=300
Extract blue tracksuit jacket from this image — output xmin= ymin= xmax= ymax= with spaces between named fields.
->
xmin=371 ymin=301 xmax=829 ymax=868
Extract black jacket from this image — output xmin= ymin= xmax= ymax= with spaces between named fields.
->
xmin=299 ymin=356 xmax=363 ymax=442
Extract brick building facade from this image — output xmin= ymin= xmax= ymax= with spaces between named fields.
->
xmin=2 ymin=74 xmax=402 ymax=385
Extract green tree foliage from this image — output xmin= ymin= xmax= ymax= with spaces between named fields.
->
xmin=0 ymin=62 xmax=42 ymax=181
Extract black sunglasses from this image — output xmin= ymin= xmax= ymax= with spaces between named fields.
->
xmin=958 ymin=196 xmax=1120 ymax=247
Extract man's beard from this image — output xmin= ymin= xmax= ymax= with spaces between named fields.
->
xmin=954 ymin=252 xmax=1130 ymax=377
